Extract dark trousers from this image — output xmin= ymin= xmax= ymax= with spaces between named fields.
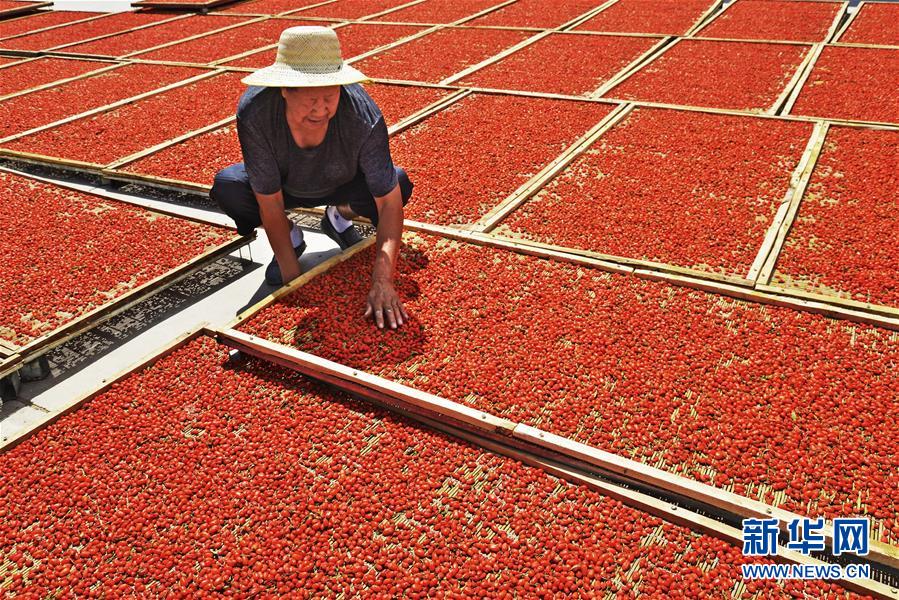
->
xmin=211 ymin=163 xmax=414 ymax=236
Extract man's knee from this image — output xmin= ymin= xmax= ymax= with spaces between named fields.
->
xmin=396 ymin=167 xmax=413 ymax=206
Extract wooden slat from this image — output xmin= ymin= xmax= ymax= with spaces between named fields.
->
xmin=229 ymin=236 xmax=376 ymax=327
xmin=405 ymin=220 xmax=635 ymax=275
xmin=486 ymin=231 xmax=756 ymax=286
xmin=0 ymin=354 xmax=22 ymax=381
xmin=118 ymin=15 xmax=267 ymax=59
xmin=214 ymin=328 xmax=517 ymax=434
xmin=778 ymin=41 xmax=825 ymax=115
xmin=557 ymin=0 xmax=621 ymax=32
xmin=636 ymin=267 xmax=899 ymax=331
xmin=0 ymin=2 xmax=51 ymax=21
xmin=769 ymin=41 xmax=818 ymax=115
xmin=0 ymin=12 xmax=110 ymax=44
xmin=756 ymin=284 xmax=899 ymax=319
xmin=831 ymin=0 xmax=863 ymax=43
xmin=747 ymin=120 xmax=827 ymax=281
xmin=688 ymin=0 xmax=737 ymax=38
xmin=754 ymin=122 xmax=830 ymax=284
xmin=684 ymin=0 xmax=726 ymax=36
xmin=106 ymin=116 xmax=236 ymax=170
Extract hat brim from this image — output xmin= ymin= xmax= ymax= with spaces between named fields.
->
xmin=241 ymin=63 xmax=369 ymax=88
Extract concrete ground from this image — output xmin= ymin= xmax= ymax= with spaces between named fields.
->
xmin=0 ymin=167 xmax=348 ymax=444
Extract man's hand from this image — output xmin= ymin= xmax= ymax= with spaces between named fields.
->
xmin=365 ymin=183 xmax=406 ymax=329
xmin=364 ymin=279 xmax=408 ymax=329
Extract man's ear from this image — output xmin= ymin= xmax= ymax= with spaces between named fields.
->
xmin=281 ymin=87 xmax=288 ymax=100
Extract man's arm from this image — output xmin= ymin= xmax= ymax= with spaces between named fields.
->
xmin=257 ymin=189 xmax=301 ymax=284
xmin=364 ymin=183 xmax=408 ymax=329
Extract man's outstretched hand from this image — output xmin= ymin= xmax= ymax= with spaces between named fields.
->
xmin=364 ymin=279 xmax=408 ymax=329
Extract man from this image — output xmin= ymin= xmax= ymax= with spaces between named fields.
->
xmin=211 ymin=26 xmax=412 ymax=330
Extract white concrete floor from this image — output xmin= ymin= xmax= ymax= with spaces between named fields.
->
xmin=0 ymin=168 xmax=346 ymax=444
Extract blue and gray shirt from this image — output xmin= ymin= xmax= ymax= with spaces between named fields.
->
xmin=236 ymin=83 xmax=397 ymax=199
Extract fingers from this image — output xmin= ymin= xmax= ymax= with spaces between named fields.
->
xmin=374 ymin=305 xmax=385 ymax=329
xmin=392 ymin=300 xmax=405 ymax=327
xmin=364 ymin=303 xmax=372 ymax=319
xmin=385 ymin=305 xmax=397 ymax=329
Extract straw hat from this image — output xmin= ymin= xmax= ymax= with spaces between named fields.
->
xmin=241 ymin=26 xmax=368 ymax=88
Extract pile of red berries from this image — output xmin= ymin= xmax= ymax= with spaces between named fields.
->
xmin=0 ymin=171 xmax=237 ymax=347
xmin=0 ymin=64 xmax=200 ymax=140
xmin=606 ymin=39 xmax=811 ymax=112
xmin=390 ymin=93 xmax=613 ymax=225
xmin=4 ymin=71 xmax=245 ymax=165
xmin=772 ymin=126 xmax=899 ymax=307
xmin=239 ymin=232 xmax=899 ymax=544
xmin=458 ymin=32 xmax=660 ymax=97
xmin=498 ymin=107 xmax=813 ymax=278
xmin=0 ymin=336 xmax=859 ymax=597
xmin=791 ymin=46 xmax=899 ymax=125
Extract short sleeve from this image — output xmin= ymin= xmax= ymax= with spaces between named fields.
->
xmin=237 ymin=117 xmax=282 ymax=196
xmin=358 ymin=117 xmax=398 ymax=198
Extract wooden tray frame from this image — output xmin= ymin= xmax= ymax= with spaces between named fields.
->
xmin=212 ymin=241 xmax=899 ymax=580
xmin=690 ymin=0 xmax=848 ymax=43
xmin=0 ymin=167 xmax=254 ymax=365
xmin=7 ymin=323 xmax=888 ymax=600
xmin=0 ymin=354 xmax=22 ymax=380
xmin=0 ymin=1 xmax=51 ymax=21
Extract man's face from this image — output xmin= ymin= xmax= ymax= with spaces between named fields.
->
xmin=281 ymin=85 xmax=340 ymax=130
